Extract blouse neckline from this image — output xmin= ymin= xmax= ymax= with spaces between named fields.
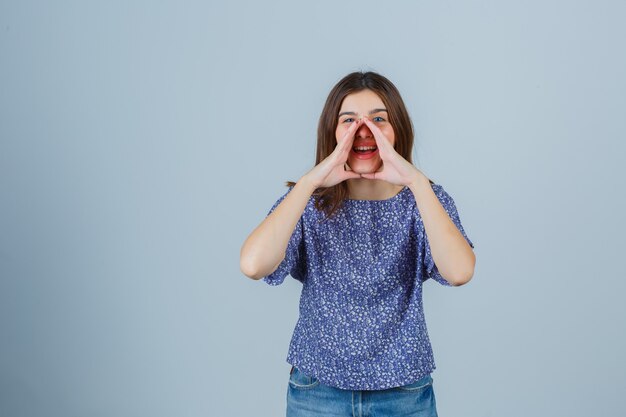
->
xmin=344 ymin=185 xmax=410 ymax=204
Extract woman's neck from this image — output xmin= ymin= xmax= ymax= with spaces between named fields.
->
xmin=345 ymin=178 xmax=405 ymax=200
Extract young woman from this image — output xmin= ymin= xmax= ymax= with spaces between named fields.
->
xmin=240 ymin=71 xmax=476 ymax=416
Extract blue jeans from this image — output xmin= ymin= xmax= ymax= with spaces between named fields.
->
xmin=286 ymin=366 xmax=438 ymax=417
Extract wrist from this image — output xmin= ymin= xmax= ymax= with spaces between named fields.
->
xmin=297 ymin=175 xmax=319 ymax=193
xmin=407 ymin=171 xmax=429 ymax=189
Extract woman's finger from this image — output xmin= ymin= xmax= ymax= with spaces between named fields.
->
xmin=337 ymin=119 xmax=362 ymax=154
xmin=362 ymin=117 xmax=394 ymax=155
xmin=341 ymin=170 xmax=363 ymax=181
xmin=329 ymin=120 xmax=360 ymax=167
xmin=361 ymin=172 xmax=382 ymax=180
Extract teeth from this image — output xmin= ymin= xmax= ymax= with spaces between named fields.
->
xmin=354 ymin=146 xmax=377 ymax=151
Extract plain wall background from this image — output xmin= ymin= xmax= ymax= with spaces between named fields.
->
xmin=1 ymin=1 xmax=625 ymax=416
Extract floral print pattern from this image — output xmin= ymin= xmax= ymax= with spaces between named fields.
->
xmin=262 ymin=183 xmax=474 ymax=390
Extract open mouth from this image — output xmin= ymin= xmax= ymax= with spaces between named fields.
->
xmin=351 ymin=144 xmax=378 ymax=159
xmin=352 ymin=145 xmax=377 ymax=154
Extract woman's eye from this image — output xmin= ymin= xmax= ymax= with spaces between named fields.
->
xmin=373 ymin=116 xmax=385 ymax=122
xmin=343 ymin=118 xmax=355 ymax=123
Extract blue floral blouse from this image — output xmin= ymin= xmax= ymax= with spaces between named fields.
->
xmin=261 ymin=182 xmax=474 ymax=390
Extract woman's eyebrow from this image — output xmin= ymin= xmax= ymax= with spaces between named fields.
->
xmin=338 ymin=108 xmax=388 ymax=118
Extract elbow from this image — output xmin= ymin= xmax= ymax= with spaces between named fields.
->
xmin=240 ymin=259 xmax=262 ymax=280
xmin=450 ymin=265 xmax=474 ymax=287
xmin=239 ymin=250 xmax=282 ymax=281
xmin=239 ymin=245 xmax=263 ymax=280
xmin=448 ymin=256 xmax=476 ymax=287
xmin=450 ymin=252 xmax=476 ymax=287
xmin=449 ymin=272 xmax=473 ymax=287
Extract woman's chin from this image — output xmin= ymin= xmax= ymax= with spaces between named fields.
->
xmin=348 ymin=161 xmax=382 ymax=175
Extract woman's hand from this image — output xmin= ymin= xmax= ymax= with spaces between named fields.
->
xmin=303 ymin=119 xmax=363 ymax=188
xmin=360 ymin=117 xmax=423 ymax=186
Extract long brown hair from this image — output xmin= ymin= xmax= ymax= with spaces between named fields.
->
xmin=286 ymin=71 xmax=433 ymax=220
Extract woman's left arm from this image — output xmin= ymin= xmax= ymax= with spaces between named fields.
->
xmin=408 ymin=174 xmax=476 ymax=286
xmin=359 ymin=116 xmax=475 ymax=286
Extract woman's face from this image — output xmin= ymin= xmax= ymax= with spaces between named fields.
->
xmin=335 ymin=89 xmax=395 ymax=174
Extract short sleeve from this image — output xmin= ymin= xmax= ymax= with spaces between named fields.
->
xmin=261 ymin=186 xmax=307 ymax=286
xmin=420 ymin=184 xmax=474 ymax=286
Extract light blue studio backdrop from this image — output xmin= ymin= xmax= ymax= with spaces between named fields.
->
xmin=1 ymin=1 xmax=625 ymax=416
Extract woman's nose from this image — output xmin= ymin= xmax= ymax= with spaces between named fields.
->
xmin=356 ymin=123 xmax=372 ymax=138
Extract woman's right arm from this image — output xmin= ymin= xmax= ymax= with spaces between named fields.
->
xmin=240 ymin=119 xmax=362 ymax=280
xmin=239 ymin=176 xmax=317 ymax=280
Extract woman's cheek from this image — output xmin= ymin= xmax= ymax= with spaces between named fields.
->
xmin=383 ymin=127 xmax=395 ymax=145
xmin=335 ymin=127 xmax=346 ymax=141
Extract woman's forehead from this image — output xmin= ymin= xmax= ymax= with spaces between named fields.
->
xmin=339 ymin=90 xmax=385 ymax=112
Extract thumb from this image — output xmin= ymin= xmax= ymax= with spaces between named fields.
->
xmin=360 ymin=173 xmax=379 ymax=180
xmin=344 ymin=172 xmax=362 ymax=180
